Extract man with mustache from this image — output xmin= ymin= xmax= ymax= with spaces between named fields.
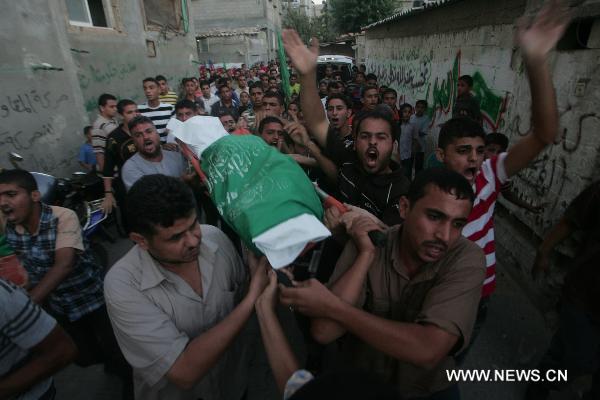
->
xmin=283 ymin=30 xmax=409 ymax=226
xmin=279 ymin=168 xmax=486 ymax=399
xmin=104 ymin=175 xmax=270 ymax=400
xmin=121 ymin=116 xmax=187 ymax=191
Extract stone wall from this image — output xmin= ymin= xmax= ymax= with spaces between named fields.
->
xmin=364 ymin=0 xmax=600 ymax=305
xmin=0 ymin=0 xmax=198 ymax=177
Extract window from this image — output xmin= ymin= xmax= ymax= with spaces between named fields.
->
xmin=66 ymin=0 xmax=109 ymax=27
xmin=198 ymin=38 xmax=209 ymax=53
xmin=142 ymin=0 xmax=182 ymax=31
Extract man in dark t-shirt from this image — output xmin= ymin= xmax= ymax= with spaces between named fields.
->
xmin=102 ymin=100 xmax=140 ymax=216
xmin=335 ymin=108 xmax=409 ymax=226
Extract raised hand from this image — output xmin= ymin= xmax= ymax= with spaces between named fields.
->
xmin=101 ymin=193 xmax=116 ymax=215
xmin=256 ymin=269 xmax=279 ymax=312
xmin=282 ymin=29 xmax=319 ymax=76
xmin=346 ymin=215 xmax=382 ymax=255
xmin=247 ymin=252 xmax=270 ymax=298
xmin=285 ymin=121 xmax=310 ymax=147
xmin=516 ymin=0 xmax=570 ymax=61
xmin=279 ymin=278 xmax=341 ymax=319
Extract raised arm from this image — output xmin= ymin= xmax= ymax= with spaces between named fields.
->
xmin=504 ymin=0 xmax=569 ymax=177
xmin=282 ymin=30 xmax=329 ymax=147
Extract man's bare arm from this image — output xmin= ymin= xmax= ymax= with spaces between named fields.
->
xmin=282 ymin=30 xmax=329 ymax=147
xmin=333 ymin=300 xmax=458 ymax=369
xmin=505 ymin=1 xmax=569 ymax=177
xmin=0 ymin=325 xmax=77 ymax=398
xmin=281 ymin=278 xmax=457 ymax=369
xmin=310 ymin=218 xmax=379 ymax=344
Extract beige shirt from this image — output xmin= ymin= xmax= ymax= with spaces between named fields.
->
xmin=12 ymin=206 xmax=84 ymax=251
xmin=329 ymin=225 xmax=486 ymax=398
xmin=104 ymin=225 xmax=250 ymax=400
xmin=92 ymin=114 xmax=118 ymax=154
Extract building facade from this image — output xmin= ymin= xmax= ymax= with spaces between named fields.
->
xmin=191 ymin=0 xmax=283 ymax=64
xmin=1 ymin=0 xmax=198 ymax=176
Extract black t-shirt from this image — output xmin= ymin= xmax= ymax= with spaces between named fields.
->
xmin=338 ymin=162 xmax=410 ymax=226
xmin=325 ymin=127 xmax=355 ymax=167
xmin=102 ymin=125 xmax=137 ymax=177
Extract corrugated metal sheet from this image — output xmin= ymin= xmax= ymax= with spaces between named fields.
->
xmin=362 ymin=0 xmax=462 ymax=30
xmin=196 ymin=27 xmax=264 ymax=38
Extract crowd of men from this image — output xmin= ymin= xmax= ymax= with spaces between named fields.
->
xmin=2 ymin=3 xmax=597 ymax=400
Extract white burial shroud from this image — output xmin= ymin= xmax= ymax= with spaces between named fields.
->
xmin=167 ymin=116 xmax=330 ymax=268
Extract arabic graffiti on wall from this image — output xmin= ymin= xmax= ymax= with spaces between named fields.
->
xmin=0 ymin=89 xmax=78 ymax=174
xmin=368 ymin=50 xmax=508 ymax=132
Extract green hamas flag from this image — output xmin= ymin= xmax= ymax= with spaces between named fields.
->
xmin=277 ymin=31 xmax=291 ymax=104
xmin=202 ymin=134 xmax=323 ymax=253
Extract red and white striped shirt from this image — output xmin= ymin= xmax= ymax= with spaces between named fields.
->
xmin=462 ymin=153 xmax=508 ymax=298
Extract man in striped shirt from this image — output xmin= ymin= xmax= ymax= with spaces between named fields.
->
xmin=0 ymin=278 xmax=77 ymax=399
xmin=138 ymin=77 xmax=174 ymax=143
xmin=91 ymin=93 xmax=118 ymax=173
xmin=435 ymin=1 xmax=568 ymax=343
xmin=156 ymin=75 xmax=178 ymax=106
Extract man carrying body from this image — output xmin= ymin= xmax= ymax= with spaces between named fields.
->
xmin=138 ymin=78 xmax=174 ymax=144
xmin=92 ymin=93 xmax=119 ymax=173
xmin=174 ymin=100 xmax=198 ymax=123
xmin=121 ymin=116 xmax=187 ymax=191
xmin=279 ymin=168 xmax=486 ymax=399
xmin=257 ymin=116 xmax=284 ymax=151
xmin=157 ymin=75 xmax=178 ymax=106
xmin=104 ymin=174 xmax=269 ymax=400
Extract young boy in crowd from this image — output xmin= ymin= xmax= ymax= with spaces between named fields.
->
xmin=78 ymin=126 xmax=96 ymax=172
xmin=485 ymin=133 xmax=543 ymax=213
xmin=409 ymin=100 xmax=430 ymax=174
xmin=435 ymin=1 xmax=568 ymax=343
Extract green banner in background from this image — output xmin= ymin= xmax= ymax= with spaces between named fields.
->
xmin=277 ymin=31 xmax=291 ymax=104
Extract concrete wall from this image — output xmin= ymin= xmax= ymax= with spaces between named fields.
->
xmin=68 ymin=1 xmax=199 ymax=113
xmin=0 ymin=0 xmax=198 ymax=176
xmin=1 ymin=2 xmax=89 ymax=176
xmin=364 ymin=0 xmax=600 ymax=306
xmin=197 ymin=32 xmax=269 ymax=64
xmin=192 ymin=0 xmax=267 ymax=28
